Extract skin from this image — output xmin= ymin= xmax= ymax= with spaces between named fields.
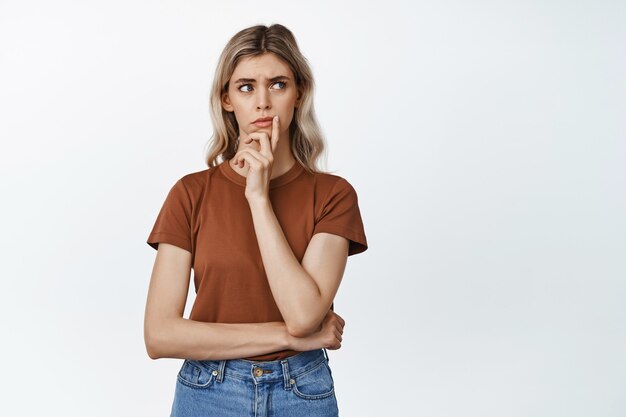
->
xmin=143 ymin=52 xmax=349 ymax=361
xmin=221 ymin=52 xmax=299 ymax=180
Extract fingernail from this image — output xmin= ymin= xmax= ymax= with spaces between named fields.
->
xmin=274 ymin=115 xmax=279 ymax=121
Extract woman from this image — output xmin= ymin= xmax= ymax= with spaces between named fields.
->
xmin=144 ymin=23 xmax=368 ymax=417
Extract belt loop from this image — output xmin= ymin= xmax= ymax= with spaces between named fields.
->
xmin=280 ymin=359 xmax=292 ymax=390
xmin=323 ymin=348 xmax=330 ymax=363
xmin=216 ymin=360 xmax=226 ymax=382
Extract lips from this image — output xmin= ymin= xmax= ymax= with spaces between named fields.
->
xmin=253 ymin=116 xmax=274 ymax=123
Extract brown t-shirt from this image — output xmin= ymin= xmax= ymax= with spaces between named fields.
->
xmin=146 ymin=159 xmax=368 ymax=361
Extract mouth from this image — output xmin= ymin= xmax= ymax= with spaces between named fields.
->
xmin=252 ymin=116 xmax=274 ymax=124
xmin=252 ymin=117 xmax=274 ymax=128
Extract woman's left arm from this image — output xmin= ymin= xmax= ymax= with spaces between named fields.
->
xmin=233 ymin=115 xmax=351 ymax=338
xmin=248 ymin=198 xmax=349 ymax=338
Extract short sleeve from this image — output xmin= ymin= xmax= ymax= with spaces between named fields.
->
xmin=146 ymin=179 xmax=192 ymax=253
xmin=313 ymin=177 xmax=368 ymax=256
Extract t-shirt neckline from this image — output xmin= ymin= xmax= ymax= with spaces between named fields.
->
xmin=220 ymin=158 xmax=304 ymax=188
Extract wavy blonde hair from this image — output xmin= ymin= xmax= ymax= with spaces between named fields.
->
xmin=203 ymin=24 xmax=330 ymax=174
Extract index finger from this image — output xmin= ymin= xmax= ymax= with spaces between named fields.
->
xmin=270 ymin=115 xmax=280 ymax=154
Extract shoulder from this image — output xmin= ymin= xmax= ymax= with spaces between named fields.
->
xmin=310 ymin=171 xmax=359 ymax=197
xmin=173 ymin=166 xmax=220 ymax=194
xmin=178 ymin=167 xmax=213 ymax=187
xmin=161 ymin=166 xmax=216 ymax=206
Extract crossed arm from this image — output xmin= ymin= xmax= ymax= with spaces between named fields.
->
xmin=247 ymin=198 xmax=350 ymax=338
xmin=143 ymin=213 xmax=349 ymax=359
xmin=144 ymin=243 xmax=294 ymax=360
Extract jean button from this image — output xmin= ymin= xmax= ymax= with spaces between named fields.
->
xmin=254 ymin=368 xmax=263 ymax=377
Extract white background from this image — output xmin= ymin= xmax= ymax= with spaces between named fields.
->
xmin=1 ymin=0 xmax=625 ymax=416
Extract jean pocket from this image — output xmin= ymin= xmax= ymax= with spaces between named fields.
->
xmin=291 ymin=360 xmax=335 ymax=400
xmin=176 ymin=359 xmax=217 ymax=389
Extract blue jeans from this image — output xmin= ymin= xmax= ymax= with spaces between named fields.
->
xmin=170 ymin=348 xmax=339 ymax=417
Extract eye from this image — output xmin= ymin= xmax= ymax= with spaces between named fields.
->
xmin=237 ymin=81 xmax=286 ymax=93
xmin=273 ymin=81 xmax=286 ymax=90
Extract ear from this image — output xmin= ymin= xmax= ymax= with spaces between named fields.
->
xmin=222 ymin=91 xmax=234 ymax=112
xmin=295 ymin=88 xmax=303 ymax=107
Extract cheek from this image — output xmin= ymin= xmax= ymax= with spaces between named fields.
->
xmin=229 ymin=94 xmax=249 ymax=110
xmin=283 ymin=108 xmax=296 ymax=125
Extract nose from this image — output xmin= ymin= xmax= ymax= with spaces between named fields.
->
xmin=256 ymin=88 xmax=271 ymax=110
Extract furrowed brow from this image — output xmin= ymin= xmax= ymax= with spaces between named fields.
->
xmin=234 ymin=76 xmax=290 ymax=84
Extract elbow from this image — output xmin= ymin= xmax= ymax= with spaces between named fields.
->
xmin=145 ymin=332 xmax=162 ymax=360
xmin=286 ymin=317 xmax=320 ymax=338
xmin=144 ymin=316 xmax=182 ymax=359
xmin=145 ymin=339 xmax=161 ymax=360
xmin=144 ymin=321 xmax=166 ymax=360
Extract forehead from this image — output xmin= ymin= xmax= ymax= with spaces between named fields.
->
xmin=230 ymin=53 xmax=293 ymax=79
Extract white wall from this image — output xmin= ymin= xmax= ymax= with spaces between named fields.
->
xmin=1 ymin=0 xmax=624 ymax=416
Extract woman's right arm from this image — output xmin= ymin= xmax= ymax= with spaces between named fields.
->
xmin=144 ymin=243 xmax=344 ymax=360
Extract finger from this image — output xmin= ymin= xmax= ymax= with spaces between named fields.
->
xmin=242 ymin=134 xmax=256 ymax=147
xmin=244 ymin=133 xmax=272 ymax=160
xmin=233 ymin=149 xmax=263 ymax=170
xmin=270 ymin=115 xmax=279 ymax=154
xmin=256 ymin=131 xmax=273 ymax=160
xmin=334 ymin=328 xmax=342 ymax=342
xmin=234 ymin=148 xmax=269 ymax=169
xmin=332 ymin=312 xmax=345 ymax=326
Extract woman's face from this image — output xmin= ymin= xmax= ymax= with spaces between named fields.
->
xmin=222 ymin=52 xmax=300 ymax=146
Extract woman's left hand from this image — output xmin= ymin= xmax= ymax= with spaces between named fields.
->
xmin=232 ymin=115 xmax=280 ymax=202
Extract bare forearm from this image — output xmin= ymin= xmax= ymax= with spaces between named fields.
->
xmin=146 ymin=318 xmax=292 ymax=360
xmin=248 ymin=198 xmax=321 ymax=334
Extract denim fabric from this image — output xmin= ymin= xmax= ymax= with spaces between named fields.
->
xmin=170 ymin=348 xmax=339 ymax=417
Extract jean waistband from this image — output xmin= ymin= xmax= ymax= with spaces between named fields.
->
xmin=190 ymin=348 xmax=330 ymax=384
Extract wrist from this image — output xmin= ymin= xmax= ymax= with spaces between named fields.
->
xmin=269 ymin=321 xmax=296 ymax=351
xmin=283 ymin=324 xmax=298 ymax=350
xmin=246 ymin=196 xmax=271 ymax=208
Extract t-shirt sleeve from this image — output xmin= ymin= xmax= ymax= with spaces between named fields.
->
xmin=146 ymin=178 xmax=193 ymax=253
xmin=312 ymin=177 xmax=368 ymax=256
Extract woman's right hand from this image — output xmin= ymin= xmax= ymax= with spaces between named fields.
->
xmin=288 ymin=310 xmax=345 ymax=352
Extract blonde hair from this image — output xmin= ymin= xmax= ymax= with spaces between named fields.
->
xmin=203 ymin=24 xmax=329 ymax=174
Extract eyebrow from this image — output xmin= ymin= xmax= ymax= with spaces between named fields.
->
xmin=233 ymin=75 xmax=290 ymax=84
